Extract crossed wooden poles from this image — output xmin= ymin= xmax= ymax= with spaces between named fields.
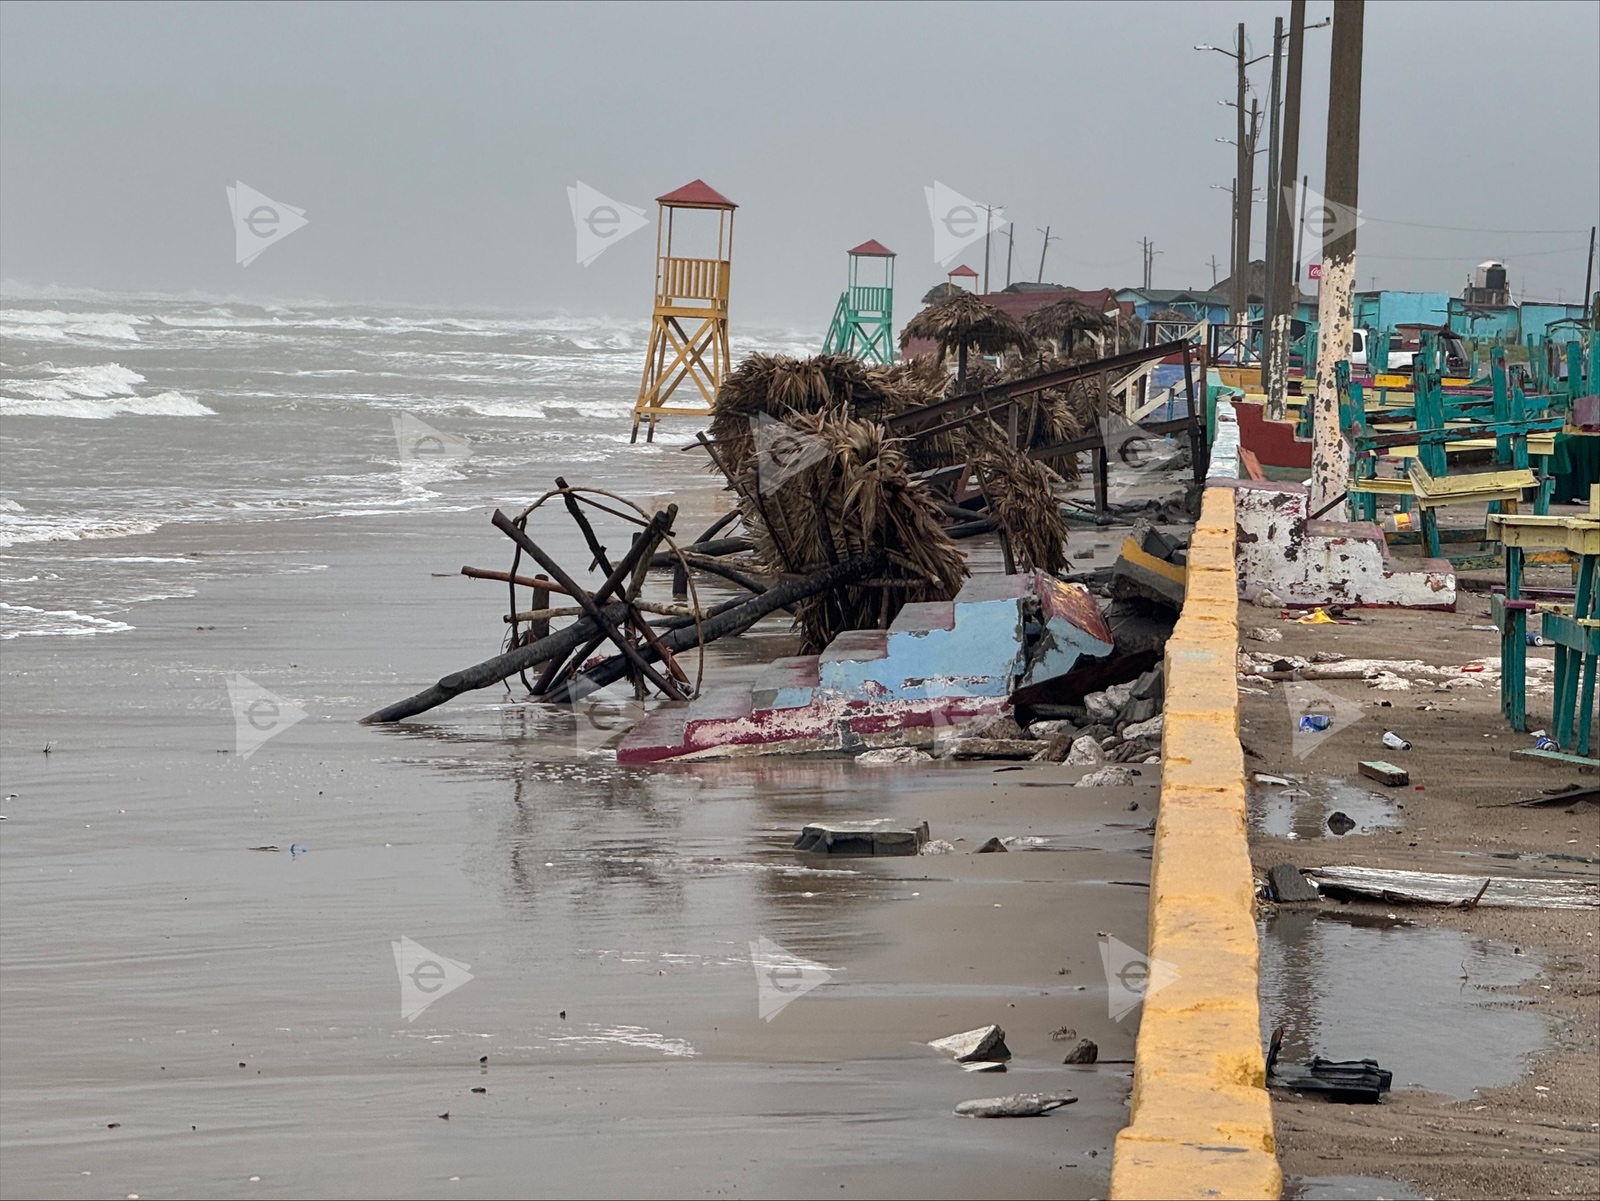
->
xmin=360 ymin=480 xmax=882 ymax=725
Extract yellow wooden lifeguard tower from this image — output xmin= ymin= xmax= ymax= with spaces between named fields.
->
xmin=630 ymin=179 xmax=737 ymax=443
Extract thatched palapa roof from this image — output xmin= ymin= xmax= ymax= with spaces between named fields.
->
xmin=899 ymin=292 xmax=1035 ymax=359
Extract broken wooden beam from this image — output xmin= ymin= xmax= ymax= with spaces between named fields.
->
xmin=1304 ymin=865 xmax=1598 ymax=910
xmin=1358 ymin=760 xmax=1410 ymax=787
xmin=492 ymin=508 xmax=684 ymax=700
xmin=359 ymin=601 xmax=634 ymax=724
xmin=543 ymin=552 xmax=883 ymax=705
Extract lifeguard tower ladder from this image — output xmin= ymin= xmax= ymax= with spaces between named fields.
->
xmin=630 ymin=180 xmax=737 ymax=443
xmin=822 ymin=240 xmax=896 ymax=364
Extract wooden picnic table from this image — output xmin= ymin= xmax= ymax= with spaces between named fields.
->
xmin=1486 ymin=486 xmax=1600 ymax=763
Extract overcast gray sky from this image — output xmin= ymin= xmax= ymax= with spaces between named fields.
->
xmin=2 ymin=0 xmax=1596 ymax=326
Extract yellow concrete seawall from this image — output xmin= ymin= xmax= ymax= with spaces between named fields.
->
xmin=1109 ymin=486 xmax=1281 ymax=1200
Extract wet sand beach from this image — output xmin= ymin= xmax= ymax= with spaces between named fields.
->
xmin=0 ymin=484 xmax=1156 ymax=1198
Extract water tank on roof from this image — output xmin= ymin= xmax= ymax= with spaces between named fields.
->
xmin=1476 ymin=260 xmax=1507 ymax=292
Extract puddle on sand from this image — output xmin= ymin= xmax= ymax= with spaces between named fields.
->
xmin=1252 ymin=776 xmax=1403 ymax=840
xmin=1259 ymin=910 xmax=1546 ymax=1099
xmin=1286 ymin=1174 xmax=1423 ymax=1201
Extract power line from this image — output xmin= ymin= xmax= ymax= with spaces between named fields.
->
xmin=1354 ymin=245 xmax=1590 ymax=261
xmin=1361 ymin=216 xmax=1590 ymax=235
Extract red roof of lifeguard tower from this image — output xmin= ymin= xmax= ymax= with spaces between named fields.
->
xmin=655 ymin=179 xmax=737 ymax=209
xmin=848 ymin=239 xmax=895 ymax=258
xmin=948 ymin=264 xmax=979 ymax=278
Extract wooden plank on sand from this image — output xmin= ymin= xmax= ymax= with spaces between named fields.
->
xmin=1306 ymin=866 xmax=1598 ymax=910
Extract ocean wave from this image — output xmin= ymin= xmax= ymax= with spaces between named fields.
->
xmin=0 ymin=307 xmax=147 ymax=343
xmin=0 ymin=366 xmax=215 ymax=419
xmin=0 ymin=512 xmax=164 ymax=548
xmin=5 ymin=361 xmax=144 ymax=400
xmin=546 ymin=1024 xmax=698 ymax=1058
xmin=0 ymin=391 xmax=215 ymax=419
xmin=0 ymin=602 xmax=134 ymax=639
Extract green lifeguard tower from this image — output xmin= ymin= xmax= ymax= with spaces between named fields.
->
xmin=822 ymin=239 xmax=896 ymax=364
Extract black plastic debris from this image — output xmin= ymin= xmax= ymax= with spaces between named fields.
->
xmin=1266 ymin=1026 xmax=1392 ymax=1104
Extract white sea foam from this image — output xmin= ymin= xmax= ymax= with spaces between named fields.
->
xmin=546 ymin=1024 xmax=698 ymax=1058
xmin=0 ymin=512 xmax=163 ymax=548
xmin=5 ymin=362 xmax=144 ymax=400
xmin=0 ymin=308 xmax=147 ymax=343
xmin=0 ymin=602 xmax=134 ymax=638
xmin=0 ymin=360 xmax=215 ymax=418
xmin=0 ymin=391 xmax=215 ymax=419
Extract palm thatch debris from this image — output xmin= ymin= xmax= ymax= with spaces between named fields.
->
xmin=969 ymin=439 xmax=1071 ymax=575
xmin=708 ymin=352 xmax=941 ymax=474
xmin=731 ymin=411 xmax=967 ymax=652
xmin=703 ymin=349 xmax=1085 ymax=643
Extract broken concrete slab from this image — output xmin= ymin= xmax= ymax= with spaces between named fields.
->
xmin=1085 ymin=683 xmax=1134 ymax=723
xmin=1026 ymin=718 xmax=1080 ymax=739
xmin=794 ymin=819 xmax=930 ymax=857
xmin=974 ymin=837 xmax=1008 ymax=853
xmin=1120 ymin=695 xmax=1160 ymax=725
xmin=1077 ymin=765 xmax=1140 ymax=787
xmin=954 ymin=1093 xmax=1076 ymax=1118
xmin=855 ymin=747 xmax=933 ymax=766
xmin=1061 ymin=1038 xmax=1099 ymax=1064
xmin=1110 ymin=535 xmax=1187 ymax=612
xmin=1358 ymin=760 xmax=1410 ymax=787
xmin=962 ymin=713 xmax=1025 ymax=741
xmin=928 ymin=1025 xmax=1011 ymax=1063
xmin=1065 ymin=735 xmax=1105 ymax=766
xmin=1031 ymin=732 xmax=1076 ymax=762
xmin=941 ymin=738 xmax=1040 ymax=761
xmin=1122 ymin=714 xmax=1164 ymax=742
xmin=1267 ymin=863 xmax=1321 ymax=903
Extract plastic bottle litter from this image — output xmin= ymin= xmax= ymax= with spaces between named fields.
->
xmin=1381 ymin=731 xmax=1412 ymax=750
xmin=1526 ymin=633 xmax=1547 ymax=646
xmin=1298 ymin=714 xmax=1332 ymax=732
xmin=1533 ymin=735 xmax=1558 ymax=751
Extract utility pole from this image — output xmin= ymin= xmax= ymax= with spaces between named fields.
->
xmin=1294 ymin=173 xmax=1310 ymax=285
xmin=1228 ymin=182 xmax=1237 ymax=296
xmin=1309 ymin=0 xmax=1364 ymax=516
xmin=1262 ymin=16 xmax=1285 ymax=396
xmin=1267 ymin=0 xmax=1308 ymax=419
xmin=1036 ymin=226 xmax=1058 ymax=284
xmin=1584 ymin=224 xmax=1596 ymax=315
xmin=1241 ymin=97 xmax=1261 ymax=336
xmin=1232 ymin=22 xmax=1249 ymax=328
xmin=1210 ymin=256 xmax=1221 ymax=287
xmin=981 ymin=204 xmax=998 ymax=294
xmin=1005 ymin=223 xmax=1015 ymax=289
